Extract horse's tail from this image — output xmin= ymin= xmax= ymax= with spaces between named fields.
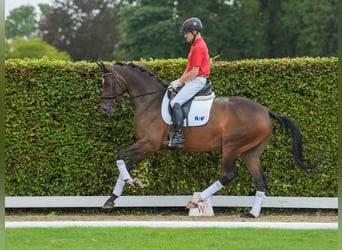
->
xmin=268 ymin=110 xmax=322 ymax=174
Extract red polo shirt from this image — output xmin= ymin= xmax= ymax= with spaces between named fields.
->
xmin=186 ymin=37 xmax=210 ymax=76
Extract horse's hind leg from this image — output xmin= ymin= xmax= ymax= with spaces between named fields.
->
xmin=186 ymin=151 xmax=237 ymax=208
xmin=240 ymin=139 xmax=270 ymax=218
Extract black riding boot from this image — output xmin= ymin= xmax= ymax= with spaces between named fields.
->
xmin=168 ymin=103 xmax=185 ymax=147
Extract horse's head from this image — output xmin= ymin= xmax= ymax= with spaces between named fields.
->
xmin=97 ymin=62 xmax=126 ymax=115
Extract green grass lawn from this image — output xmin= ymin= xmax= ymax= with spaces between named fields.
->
xmin=5 ymin=227 xmax=337 ymax=250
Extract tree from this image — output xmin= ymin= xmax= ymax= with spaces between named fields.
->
xmin=114 ymin=0 xmax=241 ymax=60
xmin=230 ymin=0 xmax=337 ymax=58
xmin=5 ymin=37 xmax=71 ymax=60
xmin=5 ymin=5 xmax=37 ymax=39
xmin=113 ymin=0 xmax=274 ymax=60
xmin=38 ymin=0 xmax=120 ymax=61
xmin=114 ymin=0 xmax=183 ymax=60
xmin=114 ymin=0 xmax=337 ymax=60
xmin=200 ymin=0 xmax=269 ymax=60
xmin=281 ymin=0 xmax=338 ymax=57
xmin=8 ymin=0 xmax=334 ymax=61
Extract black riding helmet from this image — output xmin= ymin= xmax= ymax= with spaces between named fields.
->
xmin=181 ymin=17 xmax=203 ymax=33
xmin=181 ymin=17 xmax=203 ymax=43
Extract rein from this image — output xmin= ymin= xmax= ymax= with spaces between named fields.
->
xmin=101 ymin=64 xmax=165 ymax=101
xmin=129 ymin=89 xmax=164 ymax=99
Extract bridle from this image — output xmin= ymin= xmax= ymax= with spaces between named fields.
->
xmin=100 ymin=64 xmax=125 ymax=102
xmin=100 ymin=64 xmax=165 ymax=102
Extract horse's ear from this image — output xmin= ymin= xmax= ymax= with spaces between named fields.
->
xmin=96 ymin=61 xmax=106 ymax=72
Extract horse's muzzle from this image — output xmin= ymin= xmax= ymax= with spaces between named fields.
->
xmin=101 ymin=102 xmax=115 ymax=115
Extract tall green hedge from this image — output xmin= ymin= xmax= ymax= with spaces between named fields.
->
xmin=5 ymin=57 xmax=337 ymax=197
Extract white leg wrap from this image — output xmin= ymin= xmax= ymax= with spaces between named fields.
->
xmin=113 ymin=175 xmax=126 ymax=197
xmin=249 ymin=191 xmax=265 ymax=217
xmin=199 ymin=180 xmax=224 ymax=201
xmin=116 ymin=160 xmax=131 ymax=181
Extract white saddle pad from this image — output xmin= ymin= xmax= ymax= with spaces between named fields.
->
xmin=161 ymin=91 xmax=215 ymax=127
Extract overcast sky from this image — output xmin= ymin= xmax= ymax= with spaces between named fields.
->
xmin=5 ymin=0 xmax=54 ymax=17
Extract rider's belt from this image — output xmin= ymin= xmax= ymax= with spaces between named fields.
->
xmin=197 ymin=75 xmax=208 ymax=78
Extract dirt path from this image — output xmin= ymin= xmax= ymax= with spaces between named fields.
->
xmin=6 ymin=211 xmax=338 ymax=223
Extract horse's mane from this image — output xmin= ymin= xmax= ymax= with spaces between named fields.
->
xmin=115 ymin=62 xmax=167 ymax=87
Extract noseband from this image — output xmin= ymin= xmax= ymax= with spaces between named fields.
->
xmin=100 ymin=65 xmax=124 ymax=102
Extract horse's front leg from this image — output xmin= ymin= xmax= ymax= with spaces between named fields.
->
xmin=102 ymin=158 xmax=142 ymax=209
xmin=117 ymin=157 xmax=144 ymax=188
xmin=102 ymin=141 xmax=157 ymax=209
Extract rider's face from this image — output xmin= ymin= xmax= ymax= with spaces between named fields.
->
xmin=184 ymin=31 xmax=195 ymax=42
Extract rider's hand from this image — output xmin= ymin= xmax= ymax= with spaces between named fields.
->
xmin=169 ymin=79 xmax=183 ymax=90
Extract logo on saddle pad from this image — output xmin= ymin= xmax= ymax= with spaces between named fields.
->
xmin=161 ymin=91 xmax=215 ymax=127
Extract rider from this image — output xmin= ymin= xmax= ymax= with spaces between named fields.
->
xmin=166 ymin=17 xmax=210 ymax=147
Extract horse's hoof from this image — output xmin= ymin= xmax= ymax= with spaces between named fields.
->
xmin=102 ymin=200 xmax=115 ymax=209
xmin=186 ymin=200 xmax=199 ymax=209
xmin=128 ymin=178 xmax=144 ymax=189
xmin=133 ymin=177 xmax=144 ymax=188
xmin=240 ymin=212 xmax=256 ymax=218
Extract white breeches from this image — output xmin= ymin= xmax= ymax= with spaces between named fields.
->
xmin=170 ymin=76 xmax=206 ymax=107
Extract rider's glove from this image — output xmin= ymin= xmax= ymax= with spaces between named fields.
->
xmin=169 ymin=79 xmax=183 ymax=90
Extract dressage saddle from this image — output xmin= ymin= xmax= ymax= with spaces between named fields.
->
xmin=167 ymin=83 xmax=213 ymax=125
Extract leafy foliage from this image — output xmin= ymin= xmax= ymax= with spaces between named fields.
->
xmin=5 ymin=5 xmax=37 ymax=39
xmin=281 ymin=0 xmax=338 ymax=57
xmin=5 ymin=58 xmax=337 ymax=197
xmin=5 ymin=37 xmax=71 ymax=60
xmin=113 ymin=0 xmax=337 ymax=60
xmin=114 ymin=3 xmax=183 ymax=60
xmin=6 ymin=0 xmax=337 ymax=61
xmin=38 ymin=0 xmax=120 ymax=61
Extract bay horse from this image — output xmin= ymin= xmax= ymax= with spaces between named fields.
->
xmin=97 ymin=62 xmax=320 ymax=218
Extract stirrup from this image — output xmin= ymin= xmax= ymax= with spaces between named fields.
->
xmin=163 ymin=132 xmax=184 ymax=147
xmin=163 ymin=138 xmax=184 ymax=147
xmin=163 ymin=139 xmax=172 ymax=146
xmin=163 ymin=133 xmax=173 ymax=146
xmin=168 ymin=137 xmax=184 ymax=147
